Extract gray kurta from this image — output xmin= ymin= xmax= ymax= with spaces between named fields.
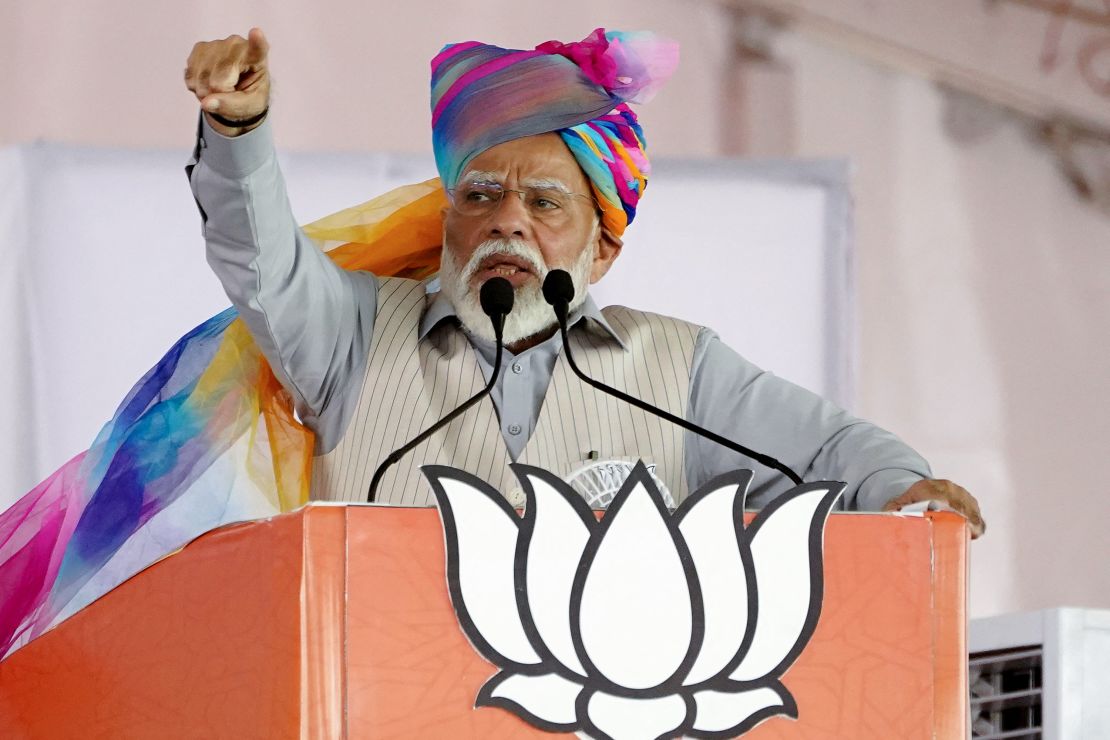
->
xmin=187 ymin=115 xmax=931 ymax=511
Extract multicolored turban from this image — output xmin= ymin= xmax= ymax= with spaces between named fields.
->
xmin=431 ymin=28 xmax=678 ymax=237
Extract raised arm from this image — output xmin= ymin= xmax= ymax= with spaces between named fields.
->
xmin=184 ymin=29 xmax=377 ymax=447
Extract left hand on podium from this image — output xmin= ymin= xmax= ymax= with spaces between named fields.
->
xmin=883 ymin=479 xmax=985 ymax=539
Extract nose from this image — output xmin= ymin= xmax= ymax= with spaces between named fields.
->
xmin=486 ymin=189 xmax=531 ymax=239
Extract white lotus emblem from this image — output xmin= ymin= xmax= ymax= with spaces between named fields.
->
xmin=423 ymin=462 xmax=843 ymax=739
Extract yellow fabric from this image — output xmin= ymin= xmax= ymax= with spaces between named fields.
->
xmin=235 ymin=178 xmax=450 ymax=506
xmin=304 ymin=178 xmax=449 ymax=278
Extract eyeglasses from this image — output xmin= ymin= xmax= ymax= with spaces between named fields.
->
xmin=449 ymin=182 xmax=596 ymax=224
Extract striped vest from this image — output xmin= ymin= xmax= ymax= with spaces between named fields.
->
xmin=311 ymin=278 xmax=701 ymax=505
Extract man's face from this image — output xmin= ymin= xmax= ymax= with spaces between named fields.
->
xmin=440 ymin=133 xmax=621 ymax=344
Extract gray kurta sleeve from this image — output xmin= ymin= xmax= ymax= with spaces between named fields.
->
xmin=684 ymin=328 xmax=930 ymax=511
xmin=186 ymin=115 xmax=376 ymax=449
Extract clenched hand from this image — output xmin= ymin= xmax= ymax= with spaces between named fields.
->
xmin=185 ymin=28 xmax=271 ymax=137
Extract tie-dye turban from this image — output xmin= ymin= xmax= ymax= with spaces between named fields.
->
xmin=431 ymin=28 xmax=678 ymax=238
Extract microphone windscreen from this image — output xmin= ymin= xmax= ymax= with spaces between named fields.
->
xmin=542 ymin=269 xmax=575 ymax=306
xmin=479 ymin=276 xmax=515 ymax=317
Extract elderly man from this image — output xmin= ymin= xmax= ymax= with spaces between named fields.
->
xmin=184 ymin=28 xmax=983 ymax=534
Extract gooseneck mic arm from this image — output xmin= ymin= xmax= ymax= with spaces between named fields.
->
xmin=542 ymin=270 xmax=804 ymax=486
xmin=366 ymin=277 xmax=515 ymax=503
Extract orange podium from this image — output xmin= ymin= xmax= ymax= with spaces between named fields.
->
xmin=0 ymin=504 xmax=967 ymax=738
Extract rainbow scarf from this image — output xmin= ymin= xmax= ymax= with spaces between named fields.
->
xmin=0 ymin=182 xmax=448 ymax=659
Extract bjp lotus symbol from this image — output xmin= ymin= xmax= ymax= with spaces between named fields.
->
xmin=423 ymin=462 xmax=843 ymax=739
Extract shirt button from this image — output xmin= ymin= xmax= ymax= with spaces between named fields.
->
xmin=507 ymin=487 xmax=526 ymax=508
xmin=508 ymin=423 xmax=522 ymax=435
xmin=511 ymin=362 xmax=523 ymax=374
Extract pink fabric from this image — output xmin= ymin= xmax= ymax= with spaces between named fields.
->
xmin=429 ymin=40 xmax=482 ymax=70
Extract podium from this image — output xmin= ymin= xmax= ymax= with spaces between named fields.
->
xmin=0 ymin=504 xmax=967 ymax=738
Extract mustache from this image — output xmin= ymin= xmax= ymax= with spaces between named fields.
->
xmin=460 ymin=239 xmax=547 ymax=282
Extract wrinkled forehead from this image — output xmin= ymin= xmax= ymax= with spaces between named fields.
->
xmin=456 ymin=133 xmax=592 ymax=193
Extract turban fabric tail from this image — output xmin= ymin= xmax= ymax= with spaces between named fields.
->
xmin=0 ymin=28 xmax=676 ymax=659
xmin=0 ymin=182 xmax=448 ymax=658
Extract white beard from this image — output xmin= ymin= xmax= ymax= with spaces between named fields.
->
xmin=439 ymin=234 xmax=595 ymax=345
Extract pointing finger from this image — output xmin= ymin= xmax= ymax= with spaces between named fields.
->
xmin=246 ymin=27 xmax=270 ymax=65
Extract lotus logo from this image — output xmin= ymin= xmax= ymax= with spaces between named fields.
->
xmin=423 ymin=462 xmax=843 ymax=739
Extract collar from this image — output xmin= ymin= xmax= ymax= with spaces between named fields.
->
xmin=418 ymin=283 xmax=629 ymax=351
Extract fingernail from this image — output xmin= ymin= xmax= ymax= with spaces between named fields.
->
xmin=205 ymin=99 xmax=219 ymax=112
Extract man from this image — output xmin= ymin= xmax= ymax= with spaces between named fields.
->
xmin=184 ymin=28 xmax=983 ymax=535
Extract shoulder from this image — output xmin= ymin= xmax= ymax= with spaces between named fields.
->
xmin=597 ymin=304 xmax=705 ymax=355
xmin=374 ymin=276 xmax=426 ymax=304
xmin=376 ymin=275 xmax=424 ymax=291
xmin=599 ymin=304 xmax=706 ymax=336
xmin=362 ymin=276 xmax=429 ymax=335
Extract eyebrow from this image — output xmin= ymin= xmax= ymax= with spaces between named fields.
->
xmin=521 ymin=177 xmax=574 ymax=194
xmin=457 ymin=170 xmax=502 ymax=186
xmin=455 ymin=171 xmax=575 ymax=194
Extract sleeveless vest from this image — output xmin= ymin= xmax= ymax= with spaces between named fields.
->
xmin=311 ymin=278 xmax=701 ymax=505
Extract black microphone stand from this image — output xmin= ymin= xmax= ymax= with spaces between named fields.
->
xmin=543 ymin=270 xmax=804 ymax=486
xmin=366 ymin=278 xmax=513 ymax=503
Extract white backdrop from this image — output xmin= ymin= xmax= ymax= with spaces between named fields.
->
xmin=0 ymin=145 xmax=852 ymax=510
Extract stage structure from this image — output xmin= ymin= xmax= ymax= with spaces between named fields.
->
xmin=0 ymin=465 xmax=967 ymax=739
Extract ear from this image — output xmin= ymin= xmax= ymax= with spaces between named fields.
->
xmin=589 ymin=225 xmax=624 ymax=283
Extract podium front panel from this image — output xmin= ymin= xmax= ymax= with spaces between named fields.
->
xmin=0 ymin=505 xmax=966 ymax=738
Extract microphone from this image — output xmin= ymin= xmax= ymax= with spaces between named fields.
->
xmin=366 ymin=277 xmax=515 ymax=503
xmin=542 ymin=269 xmax=803 ymax=486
